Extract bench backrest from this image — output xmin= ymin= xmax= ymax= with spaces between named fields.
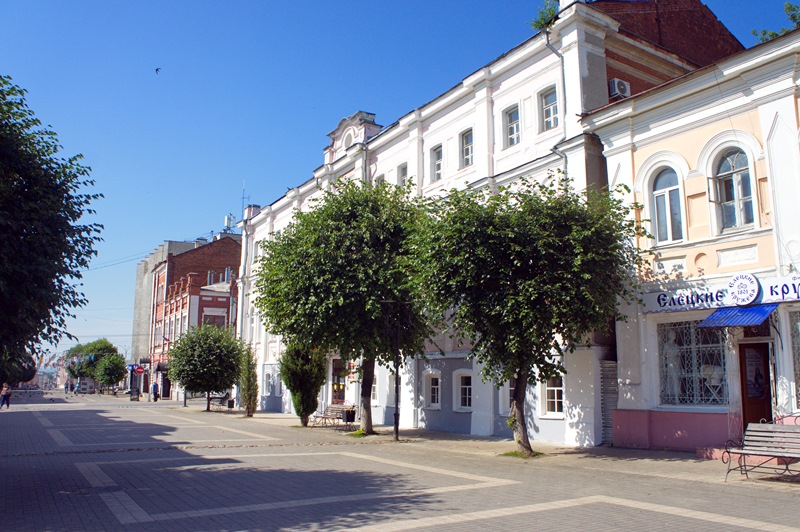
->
xmin=743 ymin=423 xmax=800 ymax=453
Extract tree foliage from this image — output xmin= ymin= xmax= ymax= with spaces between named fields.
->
xmin=93 ymin=353 xmax=127 ymax=390
xmin=0 ymin=350 xmax=36 ymax=386
xmin=279 ymin=344 xmax=327 ymax=426
xmin=167 ymin=324 xmax=244 ymax=411
xmin=531 ymin=0 xmax=558 ymax=31
xmin=65 ymin=338 xmax=118 ymax=379
xmin=416 ymin=175 xmax=645 ymax=455
xmin=238 ymin=346 xmax=259 ymax=417
xmin=753 ymin=2 xmax=800 ymax=42
xmin=253 ymin=180 xmax=432 ymax=433
xmin=0 ymin=75 xmax=103 ymax=360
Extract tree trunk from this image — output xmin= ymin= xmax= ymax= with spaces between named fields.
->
xmin=206 ymin=391 xmax=210 ymax=412
xmin=359 ymin=358 xmax=376 ymax=434
xmin=300 ymin=414 xmax=309 ymax=427
xmin=512 ymin=369 xmax=534 ymax=456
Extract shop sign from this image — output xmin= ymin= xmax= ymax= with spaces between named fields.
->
xmin=643 ymin=273 xmax=800 ymax=313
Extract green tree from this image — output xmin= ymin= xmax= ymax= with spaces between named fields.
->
xmin=254 ymin=180 xmax=431 ymax=434
xmin=416 ymin=175 xmax=644 ymax=456
xmin=238 ymin=347 xmax=259 ymax=417
xmin=531 ymin=0 xmax=558 ymax=31
xmin=65 ymin=338 xmax=118 ymax=380
xmin=279 ymin=344 xmax=327 ymax=427
xmin=0 ymin=76 xmax=103 ymax=361
xmin=0 ymin=350 xmax=36 ymax=386
xmin=167 ymin=324 xmax=244 ymax=411
xmin=93 ymin=353 xmax=127 ymax=392
xmin=753 ymin=2 xmax=800 ymax=42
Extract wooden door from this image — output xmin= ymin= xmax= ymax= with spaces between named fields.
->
xmin=738 ymin=343 xmax=772 ymax=426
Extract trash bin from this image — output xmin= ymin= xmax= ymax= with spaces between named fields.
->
xmin=227 ymin=399 xmax=235 ymax=410
xmin=342 ymin=409 xmax=355 ymax=423
xmin=130 ymin=389 xmax=139 ymax=402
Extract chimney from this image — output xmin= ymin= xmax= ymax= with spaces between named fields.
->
xmin=243 ymin=204 xmax=261 ymax=220
xmin=194 ymin=238 xmax=207 ymax=248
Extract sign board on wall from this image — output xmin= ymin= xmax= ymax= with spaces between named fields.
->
xmin=642 ymin=273 xmax=800 ymax=313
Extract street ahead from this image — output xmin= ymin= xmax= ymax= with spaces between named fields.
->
xmin=0 ymin=392 xmax=798 ymax=531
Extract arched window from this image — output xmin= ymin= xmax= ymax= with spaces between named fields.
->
xmin=652 ymin=168 xmax=682 ymax=243
xmin=714 ymin=148 xmax=753 ymax=230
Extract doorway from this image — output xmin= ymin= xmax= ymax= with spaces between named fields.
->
xmin=738 ymin=343 xmax=772 ymax=426
xmin=331 ymin=359 xmax=345 ymax=404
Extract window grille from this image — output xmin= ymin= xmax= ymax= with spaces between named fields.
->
xmin=658 ymin=321 xmax=727 ymax=405
xmin=790 ymin=311 xmax=800 ymax=409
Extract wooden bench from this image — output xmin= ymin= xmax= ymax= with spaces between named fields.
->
xmin=311 ymin=402 xmax=356 ymax=430
xmin=723 ymin=423 xmax=800 ymax=481
xmin=209 ymin=392 xmax=230 ymax=412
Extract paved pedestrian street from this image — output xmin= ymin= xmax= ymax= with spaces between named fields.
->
xmin=1 ymin=392 xmax=798 ymax=531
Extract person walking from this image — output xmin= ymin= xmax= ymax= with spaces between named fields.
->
xmin=152 ymin=381 xmax=159 ymax=402
xmin=0 ymin=383 xmax=11 ymax=409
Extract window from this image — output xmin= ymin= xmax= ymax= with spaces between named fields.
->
xmin=658 ymin=321 xmax=726 ymax=406
xmin=460 ymin=129 xmax=473 ymax=168
xmin=459 ymin=375 xmax=472 ymax=408
xmin=371 ymin=381 xmax=378 ymax=402
xmin=397 ymin=163 xmax=408 ymax=186
xmin=431 ymin=145 xmax=443 ymax=182
xmin=541 ymin=89 xmax=558 ymax=131
xmin=505 ymin=106 xmax=520 ymax=147
xmin=424 ymin=370 xmax=441 ymax=409
xmin=543 ymin=376 xmax=564 ymax=415
xmin=652 ymin=168 xmax=683 ymax=243
xmin=500 ymin=379 xmax=516 ymax=414
xmin=714 ymin=148 xmax=753 ymax=230
xmin=790 ymin=311 xmax=800 ymax=409
xmin=375 ymin=174 xmax=385 ymax=185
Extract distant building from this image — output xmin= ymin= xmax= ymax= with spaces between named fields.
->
xmin=145 ymin=235 xmax=241 ymax=400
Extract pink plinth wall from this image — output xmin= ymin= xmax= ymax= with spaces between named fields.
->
xmin=612 ymin=409 xmax=730 ymax=451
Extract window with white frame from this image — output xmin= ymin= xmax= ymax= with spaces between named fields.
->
xmin=263 ymin=369 xmax=273 ymax=396
xmin=371 ymin=380 xmax=378 ymax=402
xmin=453 ymin=370 xmax=472 ymax=410
xmin=431 ymin=145 xmax=443 ymax=182
xmin=541 ymin=88 xmax=558 ymax=131
xmin=500 ymin=379 xmax=516 ymax=414
xmin=461 ymin=129 xmax=473 ymax=168
xmin=652 ymin=168 xmax=683 ymax=243
xmin=424 ymin=370 xmax=441 ymax=408
xmin=714 ymin=148 xmax=753 ymax=231
xmin=790 ymin=311 xmax=800 ymax=409
xmin=505 ymin=106 xmax=520 ymax=147
xmin=658 ymin=321 xmax=727 ymax=406
xmin=542 ymin=375 xmax=564 ymax=415
xmin=375 ymin=174 xmax=385 ymax=184
xmin=397 ymin=163 xmax=408 ymax=186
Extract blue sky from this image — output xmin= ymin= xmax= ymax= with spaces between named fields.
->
xmin=1 ymin=1 xmax=790 ymax=359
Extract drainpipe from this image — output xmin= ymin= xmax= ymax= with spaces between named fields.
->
xmin=545 ymin=28 xmax=568 ymax=177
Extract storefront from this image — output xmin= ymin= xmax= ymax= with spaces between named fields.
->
xmin=613 ymin=271 xmax=800 ymax=451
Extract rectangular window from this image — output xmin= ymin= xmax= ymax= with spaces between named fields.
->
xmin=375 ymin=174 xmax=385 ymax=185
xmin=544 ymin=376 xmax=564 ymax=414
xmin=371 ymin=381 xmax=378 ymax=402
xmin=430 ymin=376 xmax=440 ymax=407
xmin=541 ymin=89 xmax=558 ymax=131
xmin=432 ymin=146 xmax=443 ymax=182
xmin=505 ymin=107 xmax=520 ymax=147
xmin=461 ymin=129 xmax=473 ymax=168
xmin=659 ymin=321 xmax=727 ymax=406
xmin=397 ymin=163 xmax=408 ymax=186
xmin=460 ymin=375 xmax=472 ymax=408
xmin=790 ymin=311 xmax=800 ymax=409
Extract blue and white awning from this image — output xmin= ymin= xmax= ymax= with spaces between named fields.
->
xmin=697 ymin=303 xmax=779 ymax=328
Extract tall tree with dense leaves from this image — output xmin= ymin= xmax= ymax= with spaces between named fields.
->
xmin=0 ymin=75 xmax=103 ymax=364
xmin=65 ymin=338 xmax=118 ymax=380
xmin=93 ymin=353 xmax=127 ymax=392
xmin=416 ymin=175 xmax=645 ymax=456
xmin=254 ymin=180 xmax=431 ymax=434
xmin=167 ymin=324 xmax=244 ymax=411
xmin=753 ymin=2 xmax=800 ymax=42
xmin=279 ymin=343 xmax=327 ymax=427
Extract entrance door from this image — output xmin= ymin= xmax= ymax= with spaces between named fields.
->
xmin=331 ymin=359 xmax=345 ymax=404
xmin=738 ymin=343 xmax=772 ymax=426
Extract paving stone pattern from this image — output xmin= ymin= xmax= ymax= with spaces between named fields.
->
xmin=0 ymin=391 xmax=798 ymax=531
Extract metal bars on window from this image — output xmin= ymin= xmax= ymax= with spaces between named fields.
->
xmin=658 ymin=321 xmax=727 ymax=406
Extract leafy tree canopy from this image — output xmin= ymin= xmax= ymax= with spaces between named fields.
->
xmin=416 ymin=175 xmax=645 ymax=454
xmin=0 ymin=75 xmax=103 ymax=358
xmin=93 ymin=353 xmax=127 ymax=388
xmin=0 ymin=350 xmax=36 ymax=386
xmin=279 ymin=344 xmax=327 ymax=427
xmin=66 ymin=338 xmax=118 ymax=379
xmin=167 ymin=324 xmax=245 ymax=410
xmin=531 ymin=0 xmax=558 ymax=31
xmin=753 ymin=2 xmax=800 ymax=42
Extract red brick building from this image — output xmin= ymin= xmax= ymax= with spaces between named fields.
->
xmin=149 ymin=235 xmax=241 ymax=400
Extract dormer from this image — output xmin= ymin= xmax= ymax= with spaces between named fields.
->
xmin=323 ymin=111 xmax=382 ymax=164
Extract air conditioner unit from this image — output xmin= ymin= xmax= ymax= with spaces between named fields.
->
xmin=609 ymin=78 xmax=631 ymax=98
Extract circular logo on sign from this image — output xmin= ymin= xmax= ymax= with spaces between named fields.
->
xmin=728 ymin=273 xmax=759 ymax=306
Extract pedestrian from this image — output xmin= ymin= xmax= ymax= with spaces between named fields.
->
xmin=64 ymin=382 xmax=69 ymax=396
xmin=152 ymin=381 xmax=159 ymax=402
xmin=0 ymin=383 xmax=11 ymax=409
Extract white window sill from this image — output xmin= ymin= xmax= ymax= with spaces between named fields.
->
xmin=453 ymin=407 xmax=473 ymax=413
xmin=423 ymin=405 xmax=441 ymax=411
xmin=539 ymin=413 xmax=565 ymax=420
